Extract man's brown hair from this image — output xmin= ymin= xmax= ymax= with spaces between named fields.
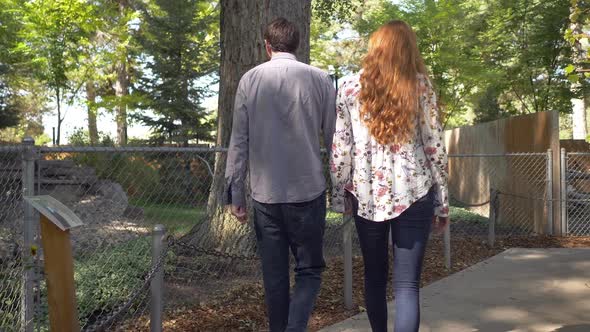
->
xmin=263 ymin=17 xmax=299 ymax=54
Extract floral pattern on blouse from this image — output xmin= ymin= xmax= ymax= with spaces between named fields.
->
xmin=329 ymin=74 xmax=449 ymax=222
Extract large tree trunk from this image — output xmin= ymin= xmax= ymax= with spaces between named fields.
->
xmin=198 ymin=0 xmax=311 ymax=250
xmin=114 ymin=59 xmax=128 ymax=145
xmin=115 ymin=0 xmax=129 ymax=146
xmin=572 ymin=97 xmax=586 ymax=139
xmin=570 ymin=5 xmax=587 ymax=140
xmin=86 ymin=81 xmax=99 ymax=145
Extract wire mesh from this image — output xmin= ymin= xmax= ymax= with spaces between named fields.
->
xmin=0 ymin=146 xmax=24 ymax=332
xmin=447 ymin=153 xmax=549 ymax=238
xmin=0 ymin=144 xmax=555 ymax=331
xmin=161 ymin=150 xmax=359 ymax=320
xmin=33 ymin=146 xmax=222 ymax=331
xmin=566 ymin=153 xmax=590 ymax=235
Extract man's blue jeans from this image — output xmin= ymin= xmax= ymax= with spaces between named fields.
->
xmin=252 ymin=192 xmax=326 ymax=332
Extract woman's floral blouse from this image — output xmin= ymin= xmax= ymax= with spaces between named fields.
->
xmin=330 ymin=74 xmax=449 ymax=222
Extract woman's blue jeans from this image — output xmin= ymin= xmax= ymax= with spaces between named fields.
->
xmin=354 ymin=192 xmax=433 ymax=332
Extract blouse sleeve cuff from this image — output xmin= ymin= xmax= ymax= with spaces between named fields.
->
xmin=433 ymin=184 xmax=449 ymax=217
xmin=435 ymin=205 xmax=449 ymax=218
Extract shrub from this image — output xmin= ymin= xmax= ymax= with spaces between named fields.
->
xmin=74 ymin=237 xmax=152 ymax=326
xmin=449 ymin=206 xmax=488 ymax=224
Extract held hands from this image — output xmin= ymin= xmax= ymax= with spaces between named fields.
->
xmin=432 ymin=216 xmax=449 ymax=234
xmin=230 ymin=205 xmax=247 ymax=223
xmin=343 ymin=192 xmax=354 ymax=216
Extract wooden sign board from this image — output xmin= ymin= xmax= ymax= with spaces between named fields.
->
xmin=24 ymin=195 xmax=83 ymax=231
xmin=24 ymin=195 xmax=82 ymax=332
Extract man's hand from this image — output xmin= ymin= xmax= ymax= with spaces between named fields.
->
xmin=432 ymin=216 xmax=449 ymax=235
xmin=230 ymin=205 xmax=247 ymax=223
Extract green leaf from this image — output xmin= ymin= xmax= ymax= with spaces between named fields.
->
xmin=565 ymin=64 xmax=576 ymax=74
xmin=568 ymin=74 xmax=580 ymax=83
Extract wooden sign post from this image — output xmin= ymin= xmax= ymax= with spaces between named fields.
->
xmin=24 ymin=195 xmax=84 ymax=332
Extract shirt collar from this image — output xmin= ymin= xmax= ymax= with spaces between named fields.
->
xmin=271 ymin=52 xmax=297 ymax=61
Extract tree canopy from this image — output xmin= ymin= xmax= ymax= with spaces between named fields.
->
xmin=0 ymin=0 xmax=587 ymax=143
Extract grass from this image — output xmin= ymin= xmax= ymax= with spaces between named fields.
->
xmin=449 ymin=206 xmax=488 ymax=224
xmin=326 ymin=211 xmax=343 ymax=224
xmin=325 ymin=206 xmax=488 ymax=225
xmin=122 ymin=199 xmax=487 ymax=237
xmin=129 ymin=199 xmax=206 ymax=235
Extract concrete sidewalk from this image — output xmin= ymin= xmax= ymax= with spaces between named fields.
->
xmin=320 ymin=248 xmax=590 ymax=332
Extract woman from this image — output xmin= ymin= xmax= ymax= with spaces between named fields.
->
xmin=330 ymin=21 xmax=450 ymax=332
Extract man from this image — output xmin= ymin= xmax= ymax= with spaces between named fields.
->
xmin=225 ymin=17 xmax=336 ymax=332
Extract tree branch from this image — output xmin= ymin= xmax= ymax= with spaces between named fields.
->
xmin=510 ymin=84 xmax=532 ymax=114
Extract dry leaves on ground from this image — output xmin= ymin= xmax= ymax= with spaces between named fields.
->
xmin=124 ymin=235 xmax=590 ymax=332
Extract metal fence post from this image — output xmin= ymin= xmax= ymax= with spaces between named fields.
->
xmin=21 ymin=137 xmax=36 ymax=332
xmin=488 ymin=189 xmax=497 ymax=247
xmin=342 ymin=215 xmax=353 ymax=310
xmin=150 ymin=225 xmax=165 ymax=332
xmin=443 ymin=221 xmax=451 ymax=270
xmin=560 ymin=148 xmax=568 ymax=235
xmin=546 ymin=149 xmax=553 ymax=235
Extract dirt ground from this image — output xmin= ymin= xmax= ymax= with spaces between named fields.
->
xmin=123 ymin=236 xmax=590 ymax=332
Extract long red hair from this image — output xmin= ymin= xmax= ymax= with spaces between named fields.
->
xmin=359 ymin=20 xmax=428 ymax=145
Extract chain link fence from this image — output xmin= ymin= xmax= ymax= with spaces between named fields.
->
xmin=38 ymin=146 xmax=221 ymax=332
xmin=565 ymin=152 xmax=590 ymax=235
xmin=0 ymin=146 xmax=25 ymax=332
xmin=447 ymin=153 xmax=550 ymax=239
xmin=0 ymin=141 xmax=562 ymax=331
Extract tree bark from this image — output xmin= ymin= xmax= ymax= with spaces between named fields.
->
xmin=570 ymin=5 xmax=587 ymax=140
xmin=86 ymin=81 xmax=99 ymax=145
xmin=114 ymin=59 xmax=128 ymax=146
xmin=115 ymin=0 xmax=129 ymax=146
xmin=199 ymin=0 xmax=312 ymax=249
xmin=56 ymin=88 xmax=62 ymax=146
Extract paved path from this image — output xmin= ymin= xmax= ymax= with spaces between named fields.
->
xmin=320 ymin=248 xmax=590 ymax=332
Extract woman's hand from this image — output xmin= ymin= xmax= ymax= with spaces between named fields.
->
xmin=432 ymin=216 xmax=449 ymax=234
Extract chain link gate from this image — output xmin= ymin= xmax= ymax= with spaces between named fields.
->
xmin=564 ymin=152 xmax=590 ymax=235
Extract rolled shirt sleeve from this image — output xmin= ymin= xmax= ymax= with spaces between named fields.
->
xmin=322 ymin=75 xmax=337 ymax=150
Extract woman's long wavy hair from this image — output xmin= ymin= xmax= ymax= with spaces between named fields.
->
xmin=360 ymin=20 xmax=428 ymax=145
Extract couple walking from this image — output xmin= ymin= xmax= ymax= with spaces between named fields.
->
xmin=225 ymin=17 xmax=449 ymax=332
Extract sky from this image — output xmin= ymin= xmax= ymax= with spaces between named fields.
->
xmin=42 ymin=86 xmax=219 ymax=145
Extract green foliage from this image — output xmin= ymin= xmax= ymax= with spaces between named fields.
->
xmin=0 ymin=0 xmax=42 ymax=133
xmin=35 ymin=237 xmax=173 ymax=329
xmin=134 ymin=201 xmax=206 ymax=234
xmin=478 ymin=0 xmax=572 ymax=114
xmin=565 ymin=0 xmax=590 ymax=84
xmin=66 ymin=139 xmax=214 ymax=206
xmin=310 ymin=6 xmax=365 ymax=76
xmin=133 ymin=0 xmax=219 ymax=145
xmin=0 ymin=101 xmax=19 ymax=130
xmin=0 ymin=263 xmax=22 ymax=331
xmin=67 ymin=127 xmax=115 ymax=147
xmin=313 ymin=0 xmax=358 ymax=23
xmin=74 ymin=237 xmax=152 ymax=326
xmin=449 ymin=206 xmax=488 ymax=224
xmin=17 ymin=0 xmax=100 ymax=144
xmin=310 ymin=0 xmax=578 ymax=127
